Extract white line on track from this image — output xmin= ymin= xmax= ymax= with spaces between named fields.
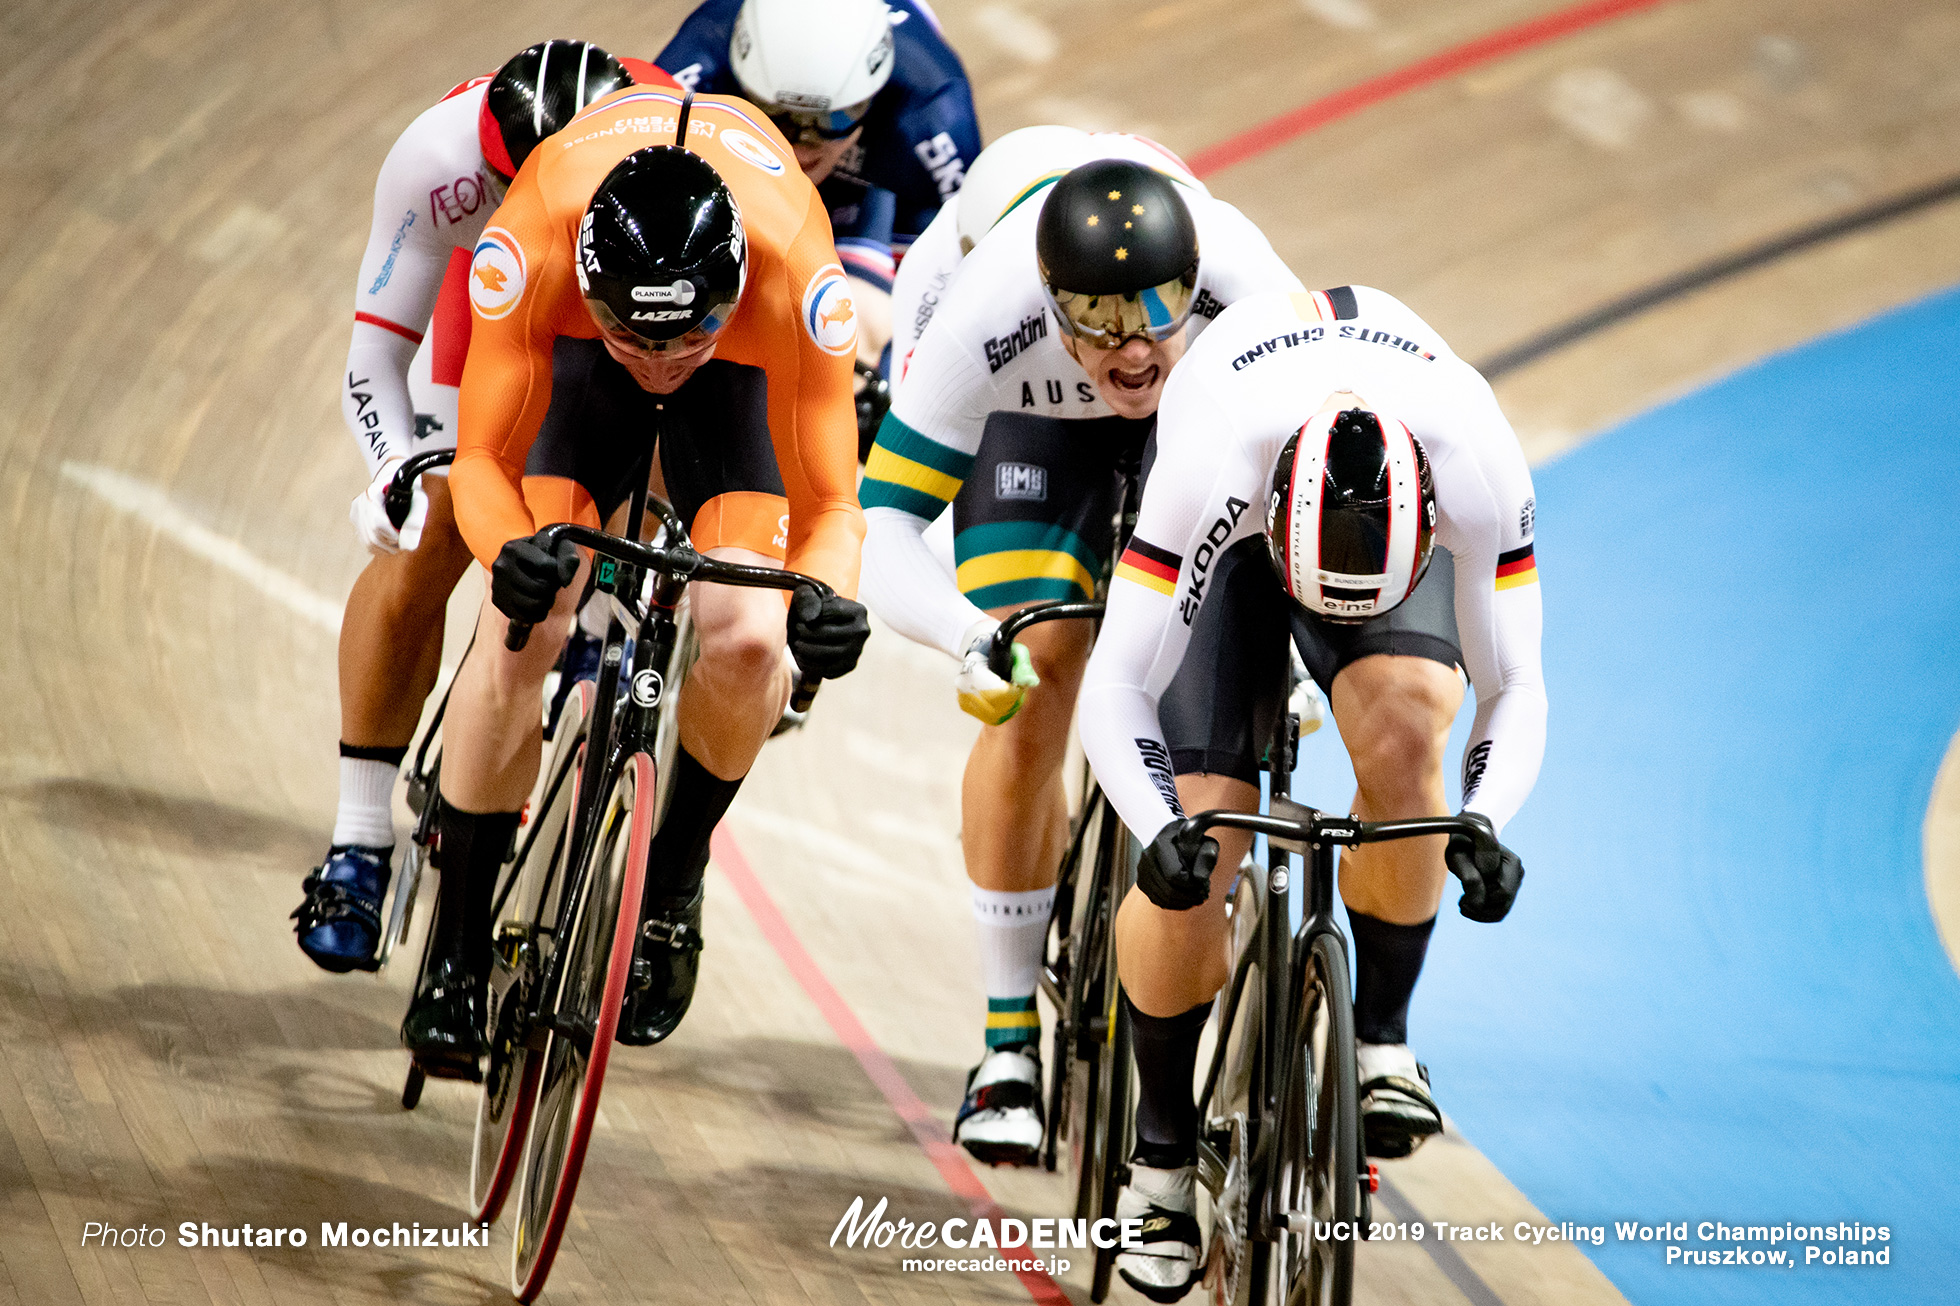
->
xmin=59 ymin=461 xmax=343 ymax=635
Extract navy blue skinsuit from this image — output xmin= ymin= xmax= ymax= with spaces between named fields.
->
xmin=657 ymin=0 xmax=981 ymax=294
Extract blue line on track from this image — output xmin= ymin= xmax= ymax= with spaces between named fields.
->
xmin=1293 ymin=285 xmax=1960 ymax=1304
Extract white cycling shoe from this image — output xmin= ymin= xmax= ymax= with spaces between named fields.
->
xmin=1115 ymin=1161 xmax=1202 ymax=1302
xmin=954 ymin=1045 xmax=1045 ymax=1166
xmin=1357 ymin=1041 xmax=1444 ymax=1159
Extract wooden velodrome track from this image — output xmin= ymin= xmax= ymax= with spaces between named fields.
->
xmin=4 ymin=0 xmax=1960 ymax=1302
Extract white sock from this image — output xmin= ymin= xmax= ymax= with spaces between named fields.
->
xmin=973 ymin=884 xmax=1054 ymax=1048
xmin=331 ymin=756 xmax=398 ymax=849
xmin=1357 ymin=1041 xmax=1420 ymax=1084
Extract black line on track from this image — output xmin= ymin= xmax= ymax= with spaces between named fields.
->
xmin=1375 ymin=1171 xmax=1510 ymax=1306
xmin=1477 ymin=172 xmax=1960 ymax=380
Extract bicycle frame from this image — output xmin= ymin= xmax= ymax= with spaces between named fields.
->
xmin=477 ymin=436 xmax=837 ymax=1299
xmin=501 ymin=468 xmax=832 ymax=1053
xmin=1191 ymin=794 xmax=1495 ymax=1248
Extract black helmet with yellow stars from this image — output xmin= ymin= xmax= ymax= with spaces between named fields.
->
xmin=1035 ymin=159 xmax=1200 ymax=347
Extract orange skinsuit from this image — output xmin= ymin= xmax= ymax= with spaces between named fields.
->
xmin=452 ymin=87 xmax=864 ymax=597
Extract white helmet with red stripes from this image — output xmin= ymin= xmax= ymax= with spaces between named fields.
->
xmin=1265 ymin=406 xmax=1436 ymax=623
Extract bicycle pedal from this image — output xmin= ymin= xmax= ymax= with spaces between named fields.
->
xmin=1365 ymin=1163 xmax=1380 ymax=1193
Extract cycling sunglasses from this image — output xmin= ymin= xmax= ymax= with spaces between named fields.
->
xmin=1042 ymin=270 xmax=1199 ymax=349
xmin=765 ymin=98 xmax=873 ymax=143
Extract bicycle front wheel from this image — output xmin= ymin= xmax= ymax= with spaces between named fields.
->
xmin=508 ymin=749 xmax=654 ymax=1301
xmin=1279 ymin=930 xmax=1357 ymax=1306
xmin=470 ymin=680 xmax=594 ymax=1225
xmin=1061 ymin=792 xmax=1121 ymax=1223
xmin=1087 ymin=823 xmax=1138 ymax=1303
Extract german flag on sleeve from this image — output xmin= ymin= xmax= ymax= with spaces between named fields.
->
xmin=1495 ymin=543 xmax=1538 ymax=590
xmin=1114 ymin=539 xmax=1182 ymax=596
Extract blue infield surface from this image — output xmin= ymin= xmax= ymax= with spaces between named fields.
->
xmin=1292 ymin=284 xmax=1960 ymax=1304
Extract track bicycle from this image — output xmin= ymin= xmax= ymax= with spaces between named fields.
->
xmin=974 ymin=441 xmax=1144 ymax=1302
xmin=461 ymin=456 xmax=830 ymax=1301
xmin=371 ymin=449 xmax=615 ymax=1113
xmin=1187 ymin=705 xmax=1504 ymax=1306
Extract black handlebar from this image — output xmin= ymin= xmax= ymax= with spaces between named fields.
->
xmin=1178 ymin=801 xmax=1501 ymax=861
xmin=382 ymin=449 xmax=456 ymax=528
xmin=986 ymin=601 xmax=1105 ymax=678
xmin=502 ymin=521 xmax=835 ymax=714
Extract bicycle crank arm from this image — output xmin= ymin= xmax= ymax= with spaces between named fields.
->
xmin=541 ymin=1010 xmax=597 ymax=1056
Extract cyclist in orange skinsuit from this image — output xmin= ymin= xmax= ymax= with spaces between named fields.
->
xmin=451 ymin=86 xmax=863 ymax=585
xmin=403 ymin=86 xmax=870 ymax=1073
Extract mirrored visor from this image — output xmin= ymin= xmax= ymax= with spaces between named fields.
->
xmin=586 ymin=292 xmax=737 ymax=355
xmin=1043 ymin=273 xmax=1198 ymax=347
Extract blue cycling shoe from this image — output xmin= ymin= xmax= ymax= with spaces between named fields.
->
xmin=292 ymin=845 xmax=392 ymax=973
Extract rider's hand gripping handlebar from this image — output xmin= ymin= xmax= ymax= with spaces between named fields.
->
xmin=500 ymin=521 xmax=834 ymax=714
xmin=381 ymin=449 xmax=455 ymax=530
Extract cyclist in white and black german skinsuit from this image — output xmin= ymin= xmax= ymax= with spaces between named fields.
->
xmin=857 ymin=159 xmax=1302 ymax=1182
xmin=291 ymin=44 xmax=671 ymax=973
xmin=1078 ymin=287 xmax=1546 ymax=1300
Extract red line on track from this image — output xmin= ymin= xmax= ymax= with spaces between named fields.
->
xmin=711 ymin=827 xmax=1072 ymax=1306
xmin=1188 ymin=0 xmax=1683 ymax=178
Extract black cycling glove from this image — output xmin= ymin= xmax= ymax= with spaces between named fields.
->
xmin=787 ymin=589 xmax=871 ymax=680
xmin=491 ymin=532 xmax=581 ymax=625
xmin=1444 ymin=811 xmax=1525 ymax=923
xmin=1137 ymin=819 xmax=1219 ymax=912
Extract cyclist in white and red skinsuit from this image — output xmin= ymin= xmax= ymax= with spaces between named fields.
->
xmin=293 ymin=42 xmax=676 ymax=973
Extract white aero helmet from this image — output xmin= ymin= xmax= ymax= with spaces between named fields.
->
xmin=1084 ymin=132 xmax=1210 ymax=197
xmin=730 ymin=0 xmax=896 ymax=139
xmin=955 ymin=125 xmax=1094 ymax=254
xmin=1265 ymin=407 xmax=1437 ymax=623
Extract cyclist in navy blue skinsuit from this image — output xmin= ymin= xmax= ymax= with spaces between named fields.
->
xmin=658 ymin=0 xmax=981 ymax=375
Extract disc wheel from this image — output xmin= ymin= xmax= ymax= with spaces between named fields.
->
xmin=470 ymin=681 xmax=593 ymax=1225
xmin=509 ymin=751 xmax=654 ymax=1302
xmin=1282 ymin=931 xmax=1357 ymax=1306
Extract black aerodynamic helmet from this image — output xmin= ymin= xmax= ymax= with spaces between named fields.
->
xmin=578 ymin=145 xmax=748 ymax=352
xmin=479 ymin=40 xmax=633 ymax=180
xmin=1036 ymin=158 xmax=1200 ymax=347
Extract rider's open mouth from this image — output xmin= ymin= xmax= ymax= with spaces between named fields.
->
xmin=1110 ymin=364 xmax=1160 ymax=392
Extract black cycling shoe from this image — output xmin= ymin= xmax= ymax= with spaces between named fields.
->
xmin=292 ymin=845 xmax=391 ymax=973
xmin=400 ymin=953 xmax=488 ymax=1081
xmin=616 ymin=882 xmax=705 ymax=1047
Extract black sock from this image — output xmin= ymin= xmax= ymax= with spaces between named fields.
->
xmin=643 ymin=747 xmax=742 ymax=905
xmin=431 ymin=801 xmax=519 ymax=975
xmin=1347 ymin=910 xmax=1436 ymax=1046
xmin=1124 ymin=993 xmax=1213 ymax=1169
xmin=339 ymin=741 xmax=409 ymax=767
